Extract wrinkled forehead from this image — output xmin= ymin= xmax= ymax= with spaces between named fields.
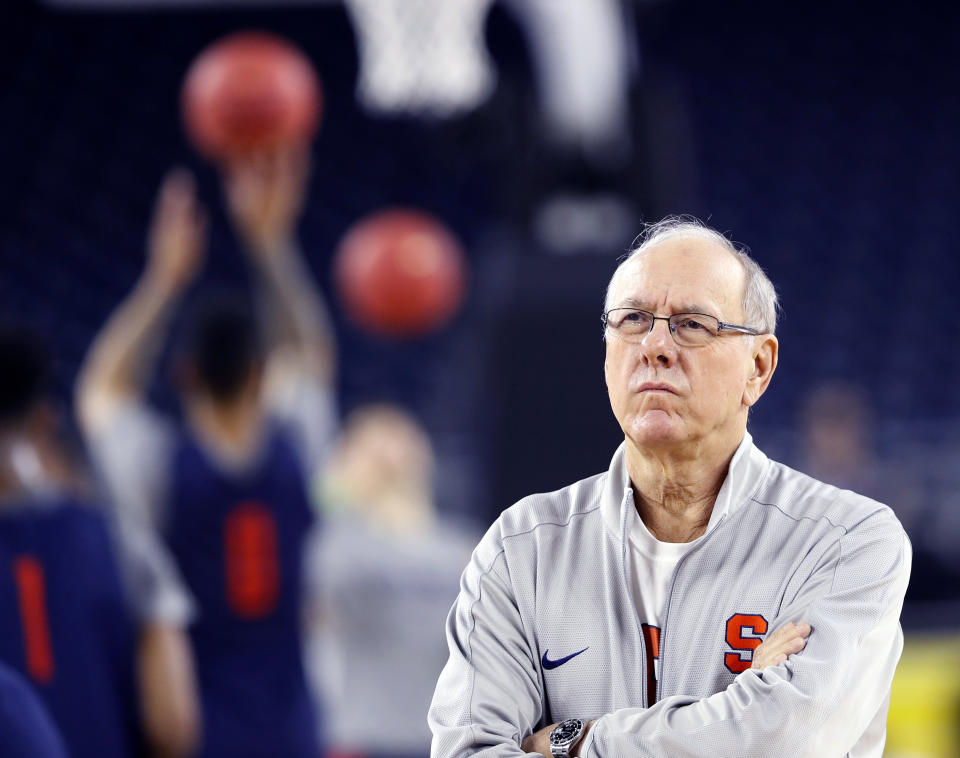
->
xmin=609 ymin=238 xmax=747 ymax=319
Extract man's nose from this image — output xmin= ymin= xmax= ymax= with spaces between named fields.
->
xmin=639 ymin=318 xmax=676 ymax=365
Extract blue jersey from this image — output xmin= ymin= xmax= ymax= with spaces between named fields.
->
xmin=0 ymin=498 xmax=139 ymax=758
xmin=0 ymin=661 xmax=69 ymax=758
xmin=166 ymin=427 xmax=319 ymax=758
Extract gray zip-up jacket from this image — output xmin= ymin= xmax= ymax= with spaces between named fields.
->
xmin=429 ymin=434 xmax=911 ymax=758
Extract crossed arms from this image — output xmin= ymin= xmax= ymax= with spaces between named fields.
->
xmin=428 ymin=510 xmax=910 ymax=758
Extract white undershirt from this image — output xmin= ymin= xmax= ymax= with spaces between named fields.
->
xmin=618 ymin=439 xmax=745 ymax=702
xmin=626 ymin=504 xmax=734 ymax=703
xmin=627 ymin=520 xmax=694 ymax=687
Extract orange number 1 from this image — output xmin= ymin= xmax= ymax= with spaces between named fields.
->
xmin=13 ymin=556 xmax=55 ymax=684
xmin=641 ymin=624 xmax=661 ymax=707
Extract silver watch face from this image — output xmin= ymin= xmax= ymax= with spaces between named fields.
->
xmin=550 ymin=718 xmax=584 ymax=747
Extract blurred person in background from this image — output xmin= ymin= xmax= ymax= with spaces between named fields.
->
xmin=309 ymin=403 xmax=477 ymax=758
xmin=0 ymin=660 xmax=69 ymax=758
xmin=0 ymin=326 xmax=141 ymax=758
xmin=430 ymin=218 xmax=911 ymax=758
xmin=797 ymin=381 xmax=935 ymax=584
xmin=76 ymin=146 xmax=337 ymax=758
xmin=798 ymin=382 xmax=886 ymax=499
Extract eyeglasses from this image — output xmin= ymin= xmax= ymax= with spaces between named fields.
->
xmin=601 ymin=307 xmax=762 ymax=347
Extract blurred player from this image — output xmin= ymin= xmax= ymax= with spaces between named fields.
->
xmin=309 ymin=404 xmax=477 ymax=758
xmin=0 ymin=326 xmax=140 ymax=758
xmin=0 ymin=660 xmax=69 ymax=758
xmin=77 ymin=147 xmax=336 ymax=758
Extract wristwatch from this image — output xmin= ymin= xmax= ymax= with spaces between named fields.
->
xmin=549 ymin=718 xmax=586 ymax=757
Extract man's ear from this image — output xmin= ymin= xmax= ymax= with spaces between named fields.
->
xmin=743 ymin=334 xmax=778 ymax=408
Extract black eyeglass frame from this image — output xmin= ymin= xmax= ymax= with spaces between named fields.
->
xmin=601 ymin=307 xmax=763 ymax=344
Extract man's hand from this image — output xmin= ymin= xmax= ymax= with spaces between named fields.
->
xmin=145 ymin=169 xmax=207 ymax=296
xmin=221 ymin=144 xmax=310 ymax=257
xmin=752 ymin=621 xmax=811 ymax=669
xmin=522 ymin=719 xmax=597 ymax=757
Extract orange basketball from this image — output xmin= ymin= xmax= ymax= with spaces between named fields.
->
xmin=181 ymin=31 xmax=322 ymax=160
xmin=334 ymin=209 xmax=468 ymax=337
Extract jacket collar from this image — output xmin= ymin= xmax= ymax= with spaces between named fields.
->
xmin=600 ymin=431 xmax=770 ymax=542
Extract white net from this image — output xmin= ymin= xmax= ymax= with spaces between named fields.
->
xmin=344 ymin=0 xmax=496 ymax=119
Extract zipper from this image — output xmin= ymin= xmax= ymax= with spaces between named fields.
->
xmin=618 ymin=486 xmax=649 ymax=708
xmin=656 ymin=512 xmax=729 ymax=703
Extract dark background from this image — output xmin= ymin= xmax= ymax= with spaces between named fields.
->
xmin=3 ymin=0 xmax=959 ymax=623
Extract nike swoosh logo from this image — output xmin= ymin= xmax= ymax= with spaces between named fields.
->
xmin=541 ymin=647 xmax=589 ymax=670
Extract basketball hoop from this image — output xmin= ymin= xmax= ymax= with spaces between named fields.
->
xmin=344 ymin=0 xmax=496 ymax=119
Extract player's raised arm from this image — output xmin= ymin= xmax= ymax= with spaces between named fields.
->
xmin=76 ymin=169 xmax=207 ymax=433
xmin=222 ymin=145 xmax=335 ymax=384
xmin=221 ymin=145 xmax=337 ymax=477
xmin=75 ymin=170 xmax=206 ymax=758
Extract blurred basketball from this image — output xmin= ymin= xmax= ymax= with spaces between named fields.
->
xmin=181 ymin=31 xmax=322 ymax=160
xmin=334 ymin=209 xmax=467 ymax=337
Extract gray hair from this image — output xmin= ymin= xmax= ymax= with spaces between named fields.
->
xmin=604 ymin=216 xmax=780 ymax=334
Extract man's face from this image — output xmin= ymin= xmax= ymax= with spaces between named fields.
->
xmin=604 ymin=237 xmax=769 ymax=453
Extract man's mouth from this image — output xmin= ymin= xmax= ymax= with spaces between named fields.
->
xmin=637 ymin=382 xmax=678 ymax=394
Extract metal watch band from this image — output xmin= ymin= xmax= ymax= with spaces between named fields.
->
xmin=549 ymin=718 xmax=586 ymax=757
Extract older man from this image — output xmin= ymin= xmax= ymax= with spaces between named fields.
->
xmin=429 ymin=218 xmax=911 ymax=757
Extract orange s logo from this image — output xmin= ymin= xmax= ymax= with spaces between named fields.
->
xmin=724 ymin=613 xmax=768 ymax=674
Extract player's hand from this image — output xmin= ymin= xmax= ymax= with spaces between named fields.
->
xmin=221 ymin=143 xmax=310 ymax=258
xmin=145 ymin=169 xmax=207 ymax=295
xmin=751 ymin=621 xmax=811 ymax=670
